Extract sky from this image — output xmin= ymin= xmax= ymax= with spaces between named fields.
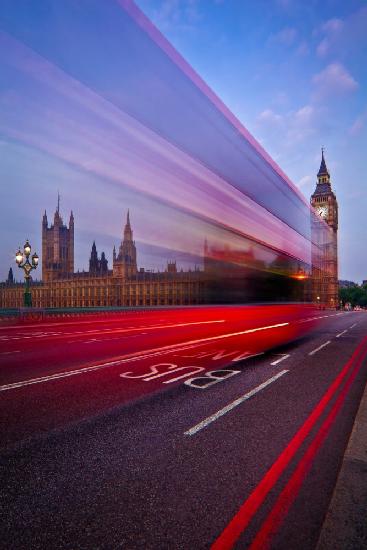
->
xmin=135 ymin=0 xmax=367 ymax=282
xmin=0 ymin=0 xmax=366 ymax=283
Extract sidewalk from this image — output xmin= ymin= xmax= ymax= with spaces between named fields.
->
xmin=316 ymin=378 xmax=367 ymax=550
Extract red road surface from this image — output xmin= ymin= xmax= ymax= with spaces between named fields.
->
xmin=0 ymin=305 xmax=327 ymax=447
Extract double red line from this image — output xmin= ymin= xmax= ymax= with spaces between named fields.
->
xmin=211 ymin=335 xmax=367 ymax=550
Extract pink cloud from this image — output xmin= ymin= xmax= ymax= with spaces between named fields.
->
xmin=257 ymin=104 xmax=320 ymax=145
xmin=257 ymin=109 xmax=283 ymax=126
xmin=316 ymin=38 xmax=329 ymax=57
xmin=312 ymin=63 xmax=358 ymax=99
xmin=271 ymin=27 xmax=297 ymax=46
xmin=316 ymin=7 xmax=367 ymax=59
xmin=322 ymin=18 xmax=343 ymax=33
xmin=349 ymin=110 xmax=367 ymax=136
xmin=297 ymin=175 xmax=313 ymax=189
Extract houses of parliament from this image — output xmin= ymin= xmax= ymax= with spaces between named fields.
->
xmin=0 ymin=152 xmax=339 ymax=309
xmin=0 ymin=206 xmax=204 ymax=309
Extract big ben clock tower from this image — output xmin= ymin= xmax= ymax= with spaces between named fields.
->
xmin=311 ymin=149 xmax=338 ymax=307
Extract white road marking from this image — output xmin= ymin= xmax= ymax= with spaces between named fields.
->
xmin=336 ymin=330 xmax=347 ymax=338
xmin=0 ymin=316 xmax=153 ymax=331
xmin=0 ymin=350 xmax=20 ymax=355
xmin=0 ymin=320 xmax=226 ymax=342
xmin=350 ymin=323 xmax=357 ymax=329
xmin=309 ymin=341 xmax=331 ymax=356
xmin=0 ymin=322 xmax=290 ymax=392
xmin=184 ymin=370 xmax=289 ymax=436
xmin=84 ymin=334 xmax=144 ymax=344
xmin=270 ymin=354 xmax=290 ymax=366
xmin=297 ymin=314 xmax=332 ymax=323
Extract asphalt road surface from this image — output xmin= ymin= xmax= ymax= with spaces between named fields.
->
xmin=1 ymin=306 xmax=367 ymax=549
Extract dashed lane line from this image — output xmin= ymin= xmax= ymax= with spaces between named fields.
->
xmin=350 ymin=323 xmax=358 ymax=329
xmin=270 ymin=354 xmax=290 ymax=366
xmin=0 ymin=320 xmax=226 ymax=343
xmin=309 ymin=341 xmax=331 ymax=356
xmin=336 ymin=330 xmax=348 ymax=338
xmin=184 ymin=370 xmax=289 ymax=436
xmin=83 ymin=333 xmax=145 ymax=344
xmin=297 ymin=313 xmax=346 ymax=324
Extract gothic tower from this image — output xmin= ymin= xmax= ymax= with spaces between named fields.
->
xmin=89 ymin=241 xmax=99 ymax=274
xmin=113 ymin=210 xmax=137 ymax=278
xmin=310 ymin=150 xmax=338 ymax=307
xmin=89 ymin=241 xmax=108 ymax=275
xmin=42 ymin=195 xmax=74 ymax=281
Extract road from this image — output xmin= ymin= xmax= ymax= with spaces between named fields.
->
xmin=1 ymin=306 xmax=367 ymax=549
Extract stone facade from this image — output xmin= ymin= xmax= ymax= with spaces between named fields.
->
xmin=42 ymin=195 xmax=74 ymax=281
xmin=310 ymin=150 xmax=339 ymax=307
xmin=0 ymin=208 xmax=203 ymax=309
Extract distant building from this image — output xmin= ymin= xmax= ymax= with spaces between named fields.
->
xmin=89 ymin=242 xmax=108 ymax=275
xmin=0 ymin=204 xmax=203 ymax=308
xmin=6 ymin=268 xmax=14 ymax=285
xmin=339 ymin=280 xmax=357 ymax=288
xmin=42 ymin=194 xmax=74 ymax=282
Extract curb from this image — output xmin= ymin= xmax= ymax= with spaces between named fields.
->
xmin=316 ymin=376 xmax=367 ymax=550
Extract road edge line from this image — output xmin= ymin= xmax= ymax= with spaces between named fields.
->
xmin=210 ymin=335 xmax=367 ymax=550
xmin=316 ymin=355 xmax=367 ymax=550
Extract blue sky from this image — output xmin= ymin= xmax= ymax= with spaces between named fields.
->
xmin=136 ymin=0 xmax=367 ymax=282
xmin=0 ymin=0 xmax=366 ymax=283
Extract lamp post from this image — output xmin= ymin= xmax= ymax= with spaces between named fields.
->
xmin=15 ymin=240 xmax=39 ymax=307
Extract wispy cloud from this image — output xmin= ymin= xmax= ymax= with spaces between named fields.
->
xmin=258 ymin=109 xmax=283 ymax=126
xmin=349 ymin=109 xmax=367 ymax=137
xmin=270 ymin=26 xmax=297 ymax=46
xmin=312 ymin=63 xmax=358 ymax=99
xmin=297 ymin=175 xmax=313 ymax=189
xmin=321 ymin=18 xmax=343 ymax=33
xmin=150 ymin=0 xmax=201 ymax=32
xmin=316 ymin=7 xmax=367 ymax=59
xmin=275 ymin=0 xmax=295 ymax=11
xmin=316 ymin=38 xmax=329 ymax=57
xmin=296 ymin=41 xmax=309 ymax=56
xmin=316 ymin=19 xmax=343 ymax=58
xmin=257 ymin=104 xmax=321 ymax=146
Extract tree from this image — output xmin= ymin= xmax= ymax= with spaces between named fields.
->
xmin=339 ymin=285 xmax=367 ymax=307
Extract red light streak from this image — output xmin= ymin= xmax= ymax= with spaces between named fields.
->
xmin=211 ymin=335 xmax=367 ymax=550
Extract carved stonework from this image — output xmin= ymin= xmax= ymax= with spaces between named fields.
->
xmin=310 ymin=150 xmax=338 ymax=307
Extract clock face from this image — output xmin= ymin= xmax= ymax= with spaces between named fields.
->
xmin=317 ymin=205 xmax=328 ymax=219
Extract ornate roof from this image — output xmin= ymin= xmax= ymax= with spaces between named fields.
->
xmin=317 ymin=148 xmax=330 ymax=178
xmin=312 ymin=182 xmax=332 ymax=196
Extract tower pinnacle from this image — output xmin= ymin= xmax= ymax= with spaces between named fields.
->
xmin=114 ymin=208 xmax=137 ymax=278
xmin=317 ymin=148 xmax=330 ymax=179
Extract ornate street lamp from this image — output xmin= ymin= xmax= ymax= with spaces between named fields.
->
xmin=15 ymin=240 xmax=39 ymax=307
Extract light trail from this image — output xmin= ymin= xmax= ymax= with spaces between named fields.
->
xmin=210 ymin=335 xmax=367 ymax=550
xmin=0 ymin=321 xmax=289 ymax=392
